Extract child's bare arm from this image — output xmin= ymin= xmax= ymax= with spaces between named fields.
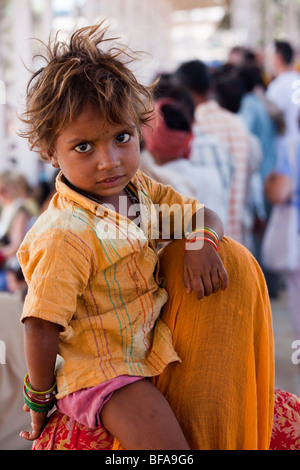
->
xmin=20 ymin=317 xmax=60 ymax=441
xmin=183 ymin=207 xmax=228 ymax=299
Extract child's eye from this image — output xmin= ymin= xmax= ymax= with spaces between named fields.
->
xmin=116 ymin=133 xmax=131 ymax=144
xmin=74 ymin=142 xmax=92 ymax=153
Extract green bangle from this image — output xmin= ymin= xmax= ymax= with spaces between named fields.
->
xmin=23 ymin=389 xmax=55 ymax=414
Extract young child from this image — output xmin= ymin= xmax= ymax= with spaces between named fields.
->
xmin=18 ymin=23 xmax=228 ymax=449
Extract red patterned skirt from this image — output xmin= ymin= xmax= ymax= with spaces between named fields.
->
xmin=32 ymin=388 xmax=300 ymax=450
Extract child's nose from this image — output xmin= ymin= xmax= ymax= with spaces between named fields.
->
xmin=97 ymin=148 xmax=121 ymax=170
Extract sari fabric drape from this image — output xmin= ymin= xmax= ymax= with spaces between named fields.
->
xmin=33 ymin=237 xmax=276 ymax=450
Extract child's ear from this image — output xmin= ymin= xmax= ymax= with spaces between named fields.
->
xmin=46 ymin=149 xmax=59 ymax=168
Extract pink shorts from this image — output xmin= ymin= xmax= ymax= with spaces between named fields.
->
xmin=57 ymin=375 xmax=142 ymax=429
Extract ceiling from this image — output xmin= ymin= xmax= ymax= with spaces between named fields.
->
xmin=169 ymin=0 xmax=230 ymax=11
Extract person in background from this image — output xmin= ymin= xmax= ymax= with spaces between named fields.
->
xmin=215 ymin=59 xmax=285 ymax=295
xmin=212 ymin=68 xmax=264 ymax=255
xmin=14 ymin=173 xmax=39 ymax=220
xmin=0 ymin=171 xmax=32 ymax=291
xmin=141 ymin=84 xmax=232 ymax=228
xmin=174 ymin=60 xmax=250 ymax=245
xmin=266 ymin=40 xmax=300 ymax=141
xmin=140 ymin=80 xmax=198 ymax=199
xmin=238 ymin=65 xmax=277 ymax=181
xmin=265 ymin=139 xmax=300 ymax=350
xmin=237 ymin=65 xmax=284 ymax=296
xmin=150 ymin=77 xmax=233 ymax=218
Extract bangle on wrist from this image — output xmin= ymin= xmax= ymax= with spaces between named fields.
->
xmin=23 ymin=373 xmax=56 ymax=413
xmin=185 ymin=227 xmax=220 ymax=251
xmin=185 ymin=236 xmax=218 ymax=252
xmin=24 ymin=373 xmax=56 ymax=396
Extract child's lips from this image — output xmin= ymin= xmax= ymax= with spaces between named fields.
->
xmin=98 ymin=175 xmax=123 ymax=187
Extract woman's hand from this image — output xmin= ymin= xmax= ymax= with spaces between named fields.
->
xmin=183 ymin=241 xmax=228 ymax=300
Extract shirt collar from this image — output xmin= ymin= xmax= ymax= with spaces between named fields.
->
xmin=55 ymin=170 xmax=143 ymax=216
xmin=196 ymin=99 xmax=220 ymax=112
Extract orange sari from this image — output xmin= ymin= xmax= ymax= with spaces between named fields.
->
xmin=34 ymin=237 xmax=275 ymax=450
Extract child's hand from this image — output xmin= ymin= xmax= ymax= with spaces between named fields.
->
xmin=20 ymin=404 xmax=48 ymax=441
xmin=183 ymin=242 xmax=228 ymax=299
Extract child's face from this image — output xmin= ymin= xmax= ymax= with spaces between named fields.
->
xmin=48 ymin=104 xmax=140 ymax=203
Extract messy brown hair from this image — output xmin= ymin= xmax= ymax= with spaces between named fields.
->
xmin=19 ymin=22 xmax=155 ymax=161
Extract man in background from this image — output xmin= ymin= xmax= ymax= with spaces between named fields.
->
xmin=266 ymin=40 xmax=300 ymax=141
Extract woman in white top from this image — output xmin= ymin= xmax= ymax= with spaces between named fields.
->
xmin=0 ymin=171 xmax=32 ymax=290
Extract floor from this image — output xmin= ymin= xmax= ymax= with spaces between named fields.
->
xmin=271 ymin=290 xmax=300 ymax=397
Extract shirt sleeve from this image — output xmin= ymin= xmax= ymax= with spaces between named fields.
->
xmin=266 ymin=81 xmax=286 ymax=111
xmin=18 ymin=230 xmax=93 ymax=331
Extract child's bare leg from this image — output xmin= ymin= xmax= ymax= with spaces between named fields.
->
xmin=100 ymin=378 xmax=190 ymax=450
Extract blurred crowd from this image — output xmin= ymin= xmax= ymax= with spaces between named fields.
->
xmin=139 ymin=39 xmax=300 ymax=341
xmin=1 ymin=38 xmax=300 ymax=448
xmin=0 ymin=170 xmax=57 ymax=296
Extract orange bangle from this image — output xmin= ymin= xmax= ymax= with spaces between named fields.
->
xmin=185 ymin=236 xmax=218 ymax=252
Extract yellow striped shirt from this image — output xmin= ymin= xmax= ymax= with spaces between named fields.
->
xmin=18 ymin=170 xmax=200 ymax=399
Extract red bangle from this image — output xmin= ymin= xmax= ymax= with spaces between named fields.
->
xmin=185 ymin=236 xmax=218 ymax=252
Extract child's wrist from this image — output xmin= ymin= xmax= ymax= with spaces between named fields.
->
xmin=23 ymin=373 xmax=57 ymax=414
xmin=185 ymin=227 xmax=220 ymax=252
